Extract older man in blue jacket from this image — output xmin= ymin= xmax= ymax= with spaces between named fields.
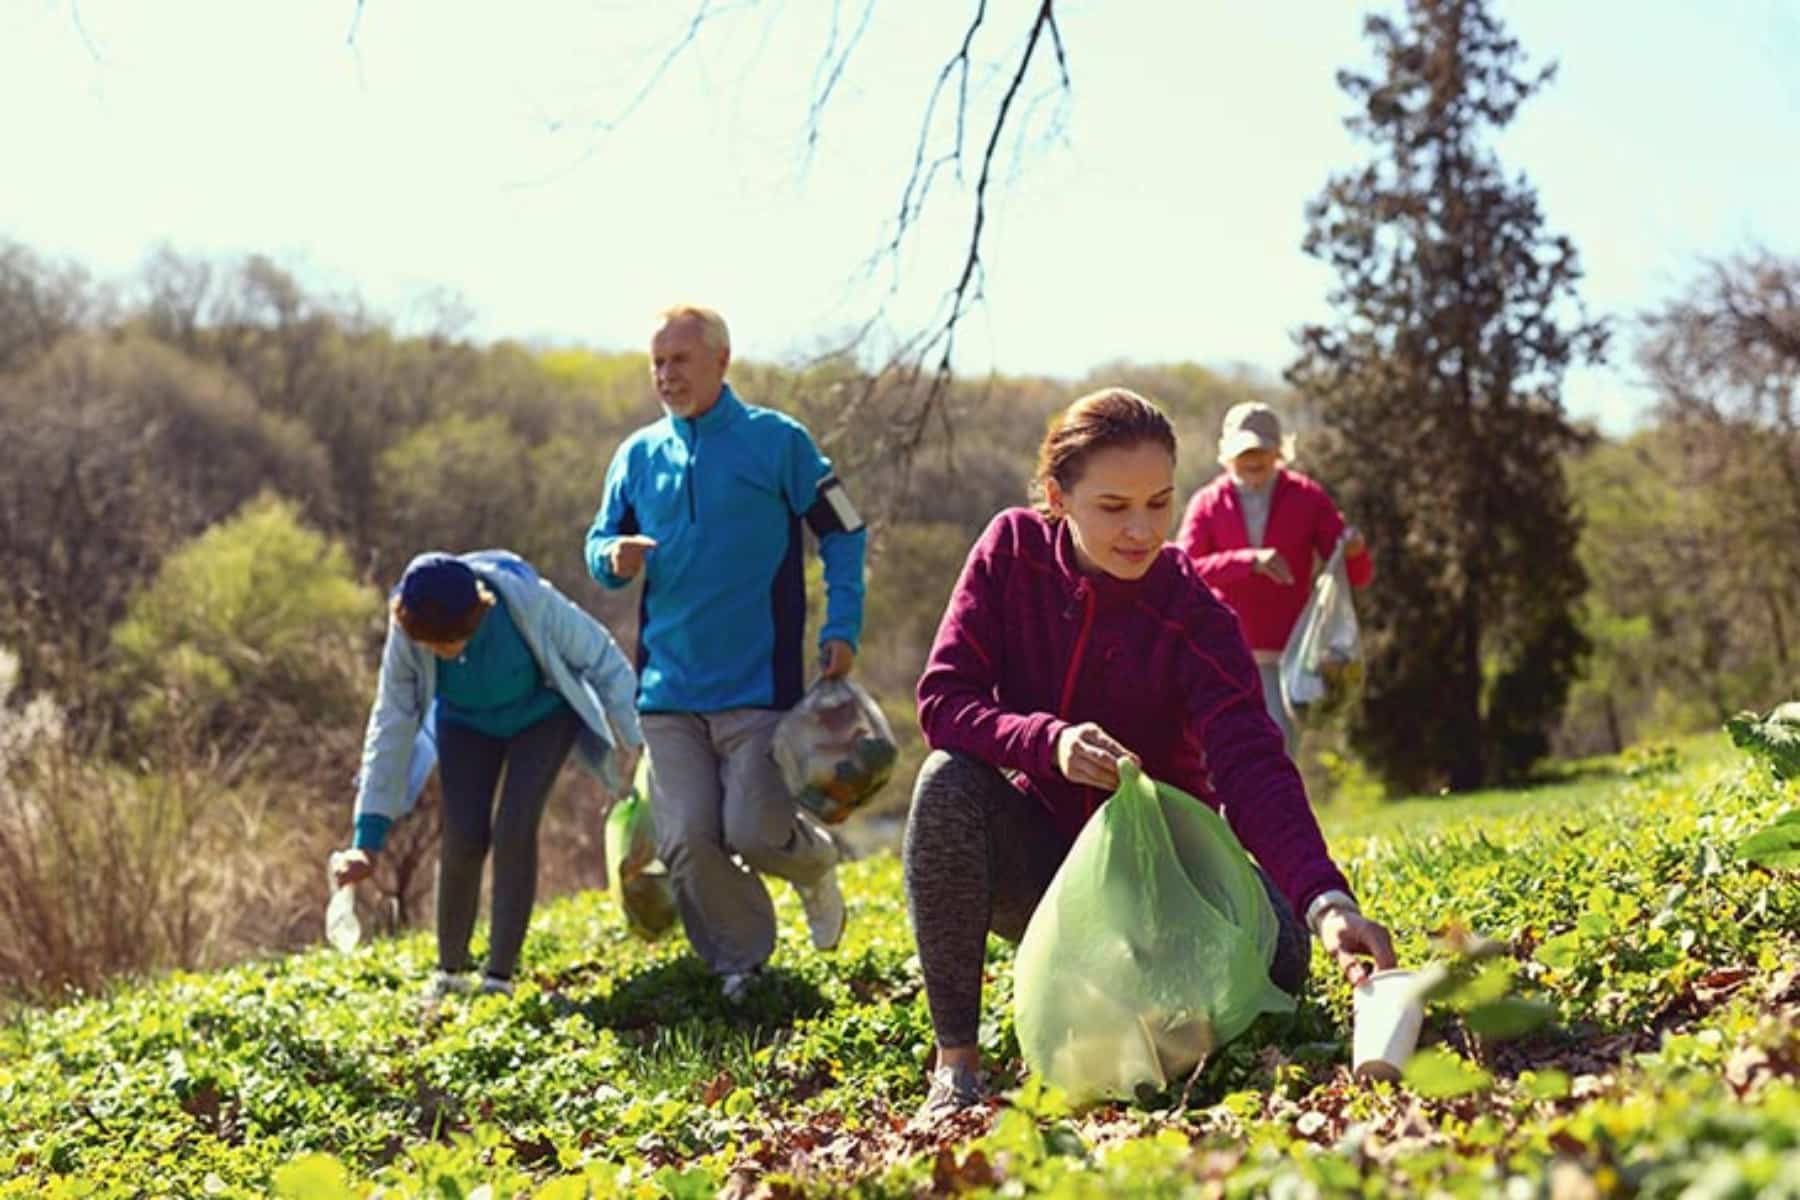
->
xmin=586 ymin=304 xmax=867 ymax=1000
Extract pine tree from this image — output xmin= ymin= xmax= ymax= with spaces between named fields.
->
xmin=1288 ymin=0 xmax=1608 ymax=791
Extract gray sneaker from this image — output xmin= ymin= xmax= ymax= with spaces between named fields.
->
xmin=478 ymin=974 xmax=515 ymax=997
xmin=795 ymin=868 xmax=847 ymax=951
xmin=912 ymin=1063 xmax=986 ymax=1128
xmin=423 ymin=970 xmax=476 ymax=1003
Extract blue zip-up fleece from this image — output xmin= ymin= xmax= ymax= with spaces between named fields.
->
xmin=352 ymin=551 xmax=643 ymax=842
xmin=585 ymin=385 xmax=867 ymax=714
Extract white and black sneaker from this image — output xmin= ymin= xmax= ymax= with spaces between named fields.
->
xmin=910 ymin=1063 xmax=987 ymax=1129
xmin=720 ymin=967 xmax=762 ymax=1004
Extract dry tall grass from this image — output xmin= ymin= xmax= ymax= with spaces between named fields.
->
xmin=0 ymin=648 xmax=621 ymax=1006
xmin=0 ymin=663 xmax=338 ymax=1001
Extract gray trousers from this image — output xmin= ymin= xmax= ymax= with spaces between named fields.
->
xmin=903 ymin=750 xmax=1311 ymax=1049
xmin=1258 ymin=659 xmax=1297 ymax=758
xmin=642 ymin=709 xmax=837 ymax=974
xmin=436 ymin=708 xmax=581 ymax=980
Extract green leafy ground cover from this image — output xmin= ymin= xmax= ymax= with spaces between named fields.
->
xmin=3 ymin=733 xmax=1797 ymax=1198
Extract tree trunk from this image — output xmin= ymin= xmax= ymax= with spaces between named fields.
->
xmin=1767 ymin=589 xmax=1792 ymax=669
xmin=1450 ymin=593 xmax=1486 ymax=791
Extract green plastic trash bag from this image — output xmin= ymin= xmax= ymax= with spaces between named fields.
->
xmin=1013 ymin=761 xmax=1296 ymax=1105
xmin=604 ymin=756 xmax=677 ymax=941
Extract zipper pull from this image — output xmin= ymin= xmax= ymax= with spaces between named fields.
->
xmin=1064 ymin=584 xmax=1085 ymax=620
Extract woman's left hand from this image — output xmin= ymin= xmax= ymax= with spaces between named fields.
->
xmin=1317 ymin=908 xmax=1397 ymax=985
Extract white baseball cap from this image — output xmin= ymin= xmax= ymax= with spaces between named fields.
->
xmin=1218 ymin=402 xmax=1285 ymax=461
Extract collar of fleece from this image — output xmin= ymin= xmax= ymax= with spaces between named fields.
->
xmin=1046 ymin=513 xmax=1183 ymax=614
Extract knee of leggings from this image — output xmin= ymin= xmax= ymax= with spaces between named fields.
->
xmin=910 ymin=751 xmax=993 ymax=814
xmin=490 ymin=821 xmax=540 ymax=860
xmin=440 ymin=816 xmax=490 ymax=859
xmin=904 ymin=751 xmax=992 ymax=857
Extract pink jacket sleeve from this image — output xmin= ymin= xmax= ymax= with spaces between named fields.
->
xmin=1178 ymin=489 xmax=1257 ymax=585
xmin=916 ymin=522 xmax=1068 ymax=780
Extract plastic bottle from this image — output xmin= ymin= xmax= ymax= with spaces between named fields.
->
xmin=325 ymin=852 xmax=362 ymax=953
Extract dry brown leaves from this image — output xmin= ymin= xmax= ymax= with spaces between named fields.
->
xmin=717 ymin=1097 xmax=1001 ymax=1198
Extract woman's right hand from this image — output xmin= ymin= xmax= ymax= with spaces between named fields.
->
xmin=1056 ymin=722 xmax=1140 ymax=790
xmin=1251 ymin=547 xmax=1295 ymax=585
xmin=1318 ymin=908 xmax=1398 ymax=985
xmin=332 ymin=848 xmax=376 ymax=887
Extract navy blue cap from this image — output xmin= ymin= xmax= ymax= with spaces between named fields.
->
xmin=397 ymin=554 xmax=480 ymax=635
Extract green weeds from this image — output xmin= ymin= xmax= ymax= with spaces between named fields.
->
xmin=2 ymin=732 xmax=1796 ymax=1197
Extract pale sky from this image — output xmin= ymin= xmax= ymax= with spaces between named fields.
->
xmin=5 ymin=1 xmax=1798 ymax=433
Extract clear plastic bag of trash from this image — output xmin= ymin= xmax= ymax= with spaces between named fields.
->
xmin=324 ymin=852 xmax=361 ymax=954
xmin=604 ymin=756 xmax=677 ymax=941
xmin=771 ymin=677 xmax=899 ymax=824
xmin=1279 ymin=535 xmax=1363 ymax=722
xmin=1013 ymin=763 xmax=1295 ymax=1106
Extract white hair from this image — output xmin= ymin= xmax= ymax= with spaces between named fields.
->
xmin=655 ymin=304 xmax=730 ymax=356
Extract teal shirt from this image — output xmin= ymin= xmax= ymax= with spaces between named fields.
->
xmin=435 ymin=594 xmax=571 ymax=739
xmin=353 ymin=599 xmax=571 ymax=852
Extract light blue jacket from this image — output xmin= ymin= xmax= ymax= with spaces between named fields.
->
xmin=352 ymin=551 xmax=643 ymax=826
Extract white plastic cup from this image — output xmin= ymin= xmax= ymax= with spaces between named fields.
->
xmin=325 ymin=853 xmax=362 ymax=954
xmin=1351 ymin=968 xmax=1423 ymax=1082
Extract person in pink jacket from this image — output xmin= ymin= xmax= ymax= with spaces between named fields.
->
xmin=1177 ymin=402 xmax=1372 ymax=753
xmin=904 ymin=388 xmax=1395 ymax=1124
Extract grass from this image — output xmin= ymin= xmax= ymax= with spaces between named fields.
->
xmin=1314 ymin=730 xmax=1735 ymax=840
xmin=1 ymin=730 xmax=1796 ymax=1197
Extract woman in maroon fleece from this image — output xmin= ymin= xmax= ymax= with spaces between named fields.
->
xmin=903 ymin=388 xmax=1395 ymax=1122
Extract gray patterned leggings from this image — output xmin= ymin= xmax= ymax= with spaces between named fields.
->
xmin=901 ymin=750 xmax=1311 ymax=1048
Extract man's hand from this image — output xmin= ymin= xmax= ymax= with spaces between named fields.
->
xmin=1252 ymin=547 xmax=1295 ymax=585
xmin=819 ymin=639 xmax=855 ymax=678
xmin=1318 ymin=908 xmax=1398 ymax=985
xmin=1055 ymin=722 xmax=1141 ymax=791
xmin=1342 ymin=526 xmax=1368 ymax=559
xmin=607 ymin=535 xmax=658 ymax=580
xmin=332 ymin=848 xmax=376 ymax=887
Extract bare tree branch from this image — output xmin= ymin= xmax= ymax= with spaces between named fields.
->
xmin=69 ymin=0 xmax=105 ymax=64
xmin=586 ymin=1 xmax=740 ymax=136
xmin=462 ymin=1 xmax=1073 ymax=498
xmin=504 ymin=1 xmax=750 ymax=190
xmin=766 ymin=1 xmax=1074 ymax=527
xmin=877 ymin=0 xmax=1066 ymax=453
xmin=883 ymin=0 xmax=989 ymax=275
xmin=804 ymin=0 xmax=879 ymax=158
xmin=523 ymin=1 xmax=1070 ymax=408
